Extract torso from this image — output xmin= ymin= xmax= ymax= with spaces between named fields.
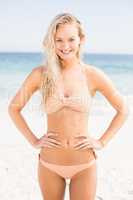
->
xmin=40 ymin=63 xmax=96 ymax=165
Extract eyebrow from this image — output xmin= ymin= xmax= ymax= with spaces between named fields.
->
xmin=55 ymin=36 xmax=75 ymax=39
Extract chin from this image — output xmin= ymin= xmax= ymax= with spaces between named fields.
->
xmin=57 ymin=53 xmax=77 ymax=61
xmin=61 ymin=56 xmax=73 ymax=61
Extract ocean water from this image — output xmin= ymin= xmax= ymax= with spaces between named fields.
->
xmin=0 ymin=52 xmax=132 ymax=113
xmin=0 ymin=52 xmax=133 ymax=94
xmin=84 ymin=53 xmax=133 ymax=95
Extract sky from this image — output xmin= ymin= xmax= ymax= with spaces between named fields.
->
xmin=0 ymin=0 xmax=133 ymax=54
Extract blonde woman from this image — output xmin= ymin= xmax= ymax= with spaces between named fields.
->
xmin=8 ymin=13 xmax=128 ymax=200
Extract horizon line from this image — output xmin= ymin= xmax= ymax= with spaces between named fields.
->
xmin=0 ymin=51 xmax=133 ymax=56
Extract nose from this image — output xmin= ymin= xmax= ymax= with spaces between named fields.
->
xmin=62 ymin=42 xmax=70 ymax=50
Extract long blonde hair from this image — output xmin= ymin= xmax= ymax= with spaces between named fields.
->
xmin=41 ymin=13 xmax=85 ymax=104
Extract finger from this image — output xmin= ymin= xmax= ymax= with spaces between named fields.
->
xmin=42 ymin=142 xmax=58 ymax=148
xmin=73 ymin=139 xmax=89 ymax=147
xmin=75 ymin=144 xmax=93 ymax=150
xmin=42 ymin=134 xmax=58 ymax=140
xmin=44 ymin=138 xmax=62 ymax=145
xmin=74 ymin=142 xmax=92 ymax=150
xmin=74 ymin=135 xmax=87 ymax=139
xmin=80 ymin=146 xmax=93 ymax=150
xmin=44 ymin=140 xmax=62 ymax=146
xmin=46 ymin=133 xmax=58 ymax=137
xmin=43 ymin=141 xmax=62 ymax=148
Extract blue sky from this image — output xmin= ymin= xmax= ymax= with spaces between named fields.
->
xmin=0 ymin=0 xmax=133 ymax=54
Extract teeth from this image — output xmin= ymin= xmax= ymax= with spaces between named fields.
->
xmin=61 ymin=50 xmax=72 ymax=54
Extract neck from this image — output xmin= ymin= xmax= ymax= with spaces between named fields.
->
xmin=60 ymin=57 xmax=81 ymax=71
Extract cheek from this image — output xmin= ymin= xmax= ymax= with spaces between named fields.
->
xmin=72 ymin=42 xmax=80 ymax=50
xmin=73 ymin=38 xmax=80 ymax=47
xmin=55 ymin=43 xmax=61 ymax=49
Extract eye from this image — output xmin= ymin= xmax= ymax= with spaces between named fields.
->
xmin=56 ymin=39 xmax=62 ymax=42
xmin=69 ymin=38 xmax=75 ymax=42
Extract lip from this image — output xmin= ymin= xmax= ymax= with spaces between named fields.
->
xmin=60 ymin=50 xmax=72 ymax=54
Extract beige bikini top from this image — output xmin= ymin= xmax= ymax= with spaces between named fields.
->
xmin=44 ymin=64 xmax=93 ymax=114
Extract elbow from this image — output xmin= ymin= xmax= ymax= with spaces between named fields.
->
xmin=8 ymin=103 xmax=21 ymax=117
xmin=8 ymin=104 xmax=15 ymax=117
xmin=118 ymin=103 xmax=129 ymax=120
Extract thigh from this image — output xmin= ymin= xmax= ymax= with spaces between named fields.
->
xmin=69 ymin=162 xmax=97 ymax=200
xmin=37 ymin=161 xmax=66 ymax=200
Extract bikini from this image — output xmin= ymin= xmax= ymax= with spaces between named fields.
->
xmin=39 ymin=64 xmax=97 ymax=180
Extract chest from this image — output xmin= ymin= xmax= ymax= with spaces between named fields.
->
xmin=58 ymin=70 xmax=89 ymax=97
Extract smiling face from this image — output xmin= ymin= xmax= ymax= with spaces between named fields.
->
xmin=54 ymin=23 xmax=84 ymax=61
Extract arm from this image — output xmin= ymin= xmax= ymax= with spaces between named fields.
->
xmin=8 ymin=66 xmax=44 ymax=147
xmin=89 ymin=66 xmax=129 ymax=147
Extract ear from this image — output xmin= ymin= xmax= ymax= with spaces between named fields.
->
xmin=80 ymin=35 xmax=85 ymax=45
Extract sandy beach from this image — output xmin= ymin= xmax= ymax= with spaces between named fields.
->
xmin=0 ymin=0 xmax=133 ymax=196
xmin=1 ymin=52 xmax=133 ymax=199
xmin=1 ymin=98 xmax=133 ymax=200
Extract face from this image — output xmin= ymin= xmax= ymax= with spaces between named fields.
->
xmin=54 ymin=23 xmax=84 ymax=61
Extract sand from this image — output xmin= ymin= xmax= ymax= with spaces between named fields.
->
xmin=1 ymin=98 xmax=133 ymax=200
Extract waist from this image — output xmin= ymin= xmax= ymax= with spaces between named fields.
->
xmin=47 ymin=115 xmax=89 ymax=136
xmin=46 ymin=130 xmax=90 ymax=148
xmin=40 ymin=142 xmax=97 ymax=165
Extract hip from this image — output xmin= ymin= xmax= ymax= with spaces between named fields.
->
xmin=39 ymin=141 xmax=97 ymax=165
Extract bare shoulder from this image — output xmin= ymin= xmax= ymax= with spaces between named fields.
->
xmin=29 ymin=65 xmax=47 ymax=88
xmin=84 ymin=63 xmax=114 ymax=91
xmin=84 ymin=63 xmax=106 ymax=79
xmin=84 ymin=64 xmax=103 ymax=92
xmin=84 ymin=63 xmax=128 ymax=113
xmin=84 ymin=63 xmax=122 ymax=102
xmin=31 ymin=65 xmax=47 ymax=77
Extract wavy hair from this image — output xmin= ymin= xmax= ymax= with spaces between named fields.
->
xmin=41 ymin=13 xmax=85 ymax=104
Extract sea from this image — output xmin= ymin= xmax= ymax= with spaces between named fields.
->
xmin=0 ymin=52 xmax=132 ymax=113
xmin=0 ymin=52 xmax=133 ymax=94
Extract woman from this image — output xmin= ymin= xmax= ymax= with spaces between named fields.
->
xmin=8 ymin=13 xmax=128 ymax=200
